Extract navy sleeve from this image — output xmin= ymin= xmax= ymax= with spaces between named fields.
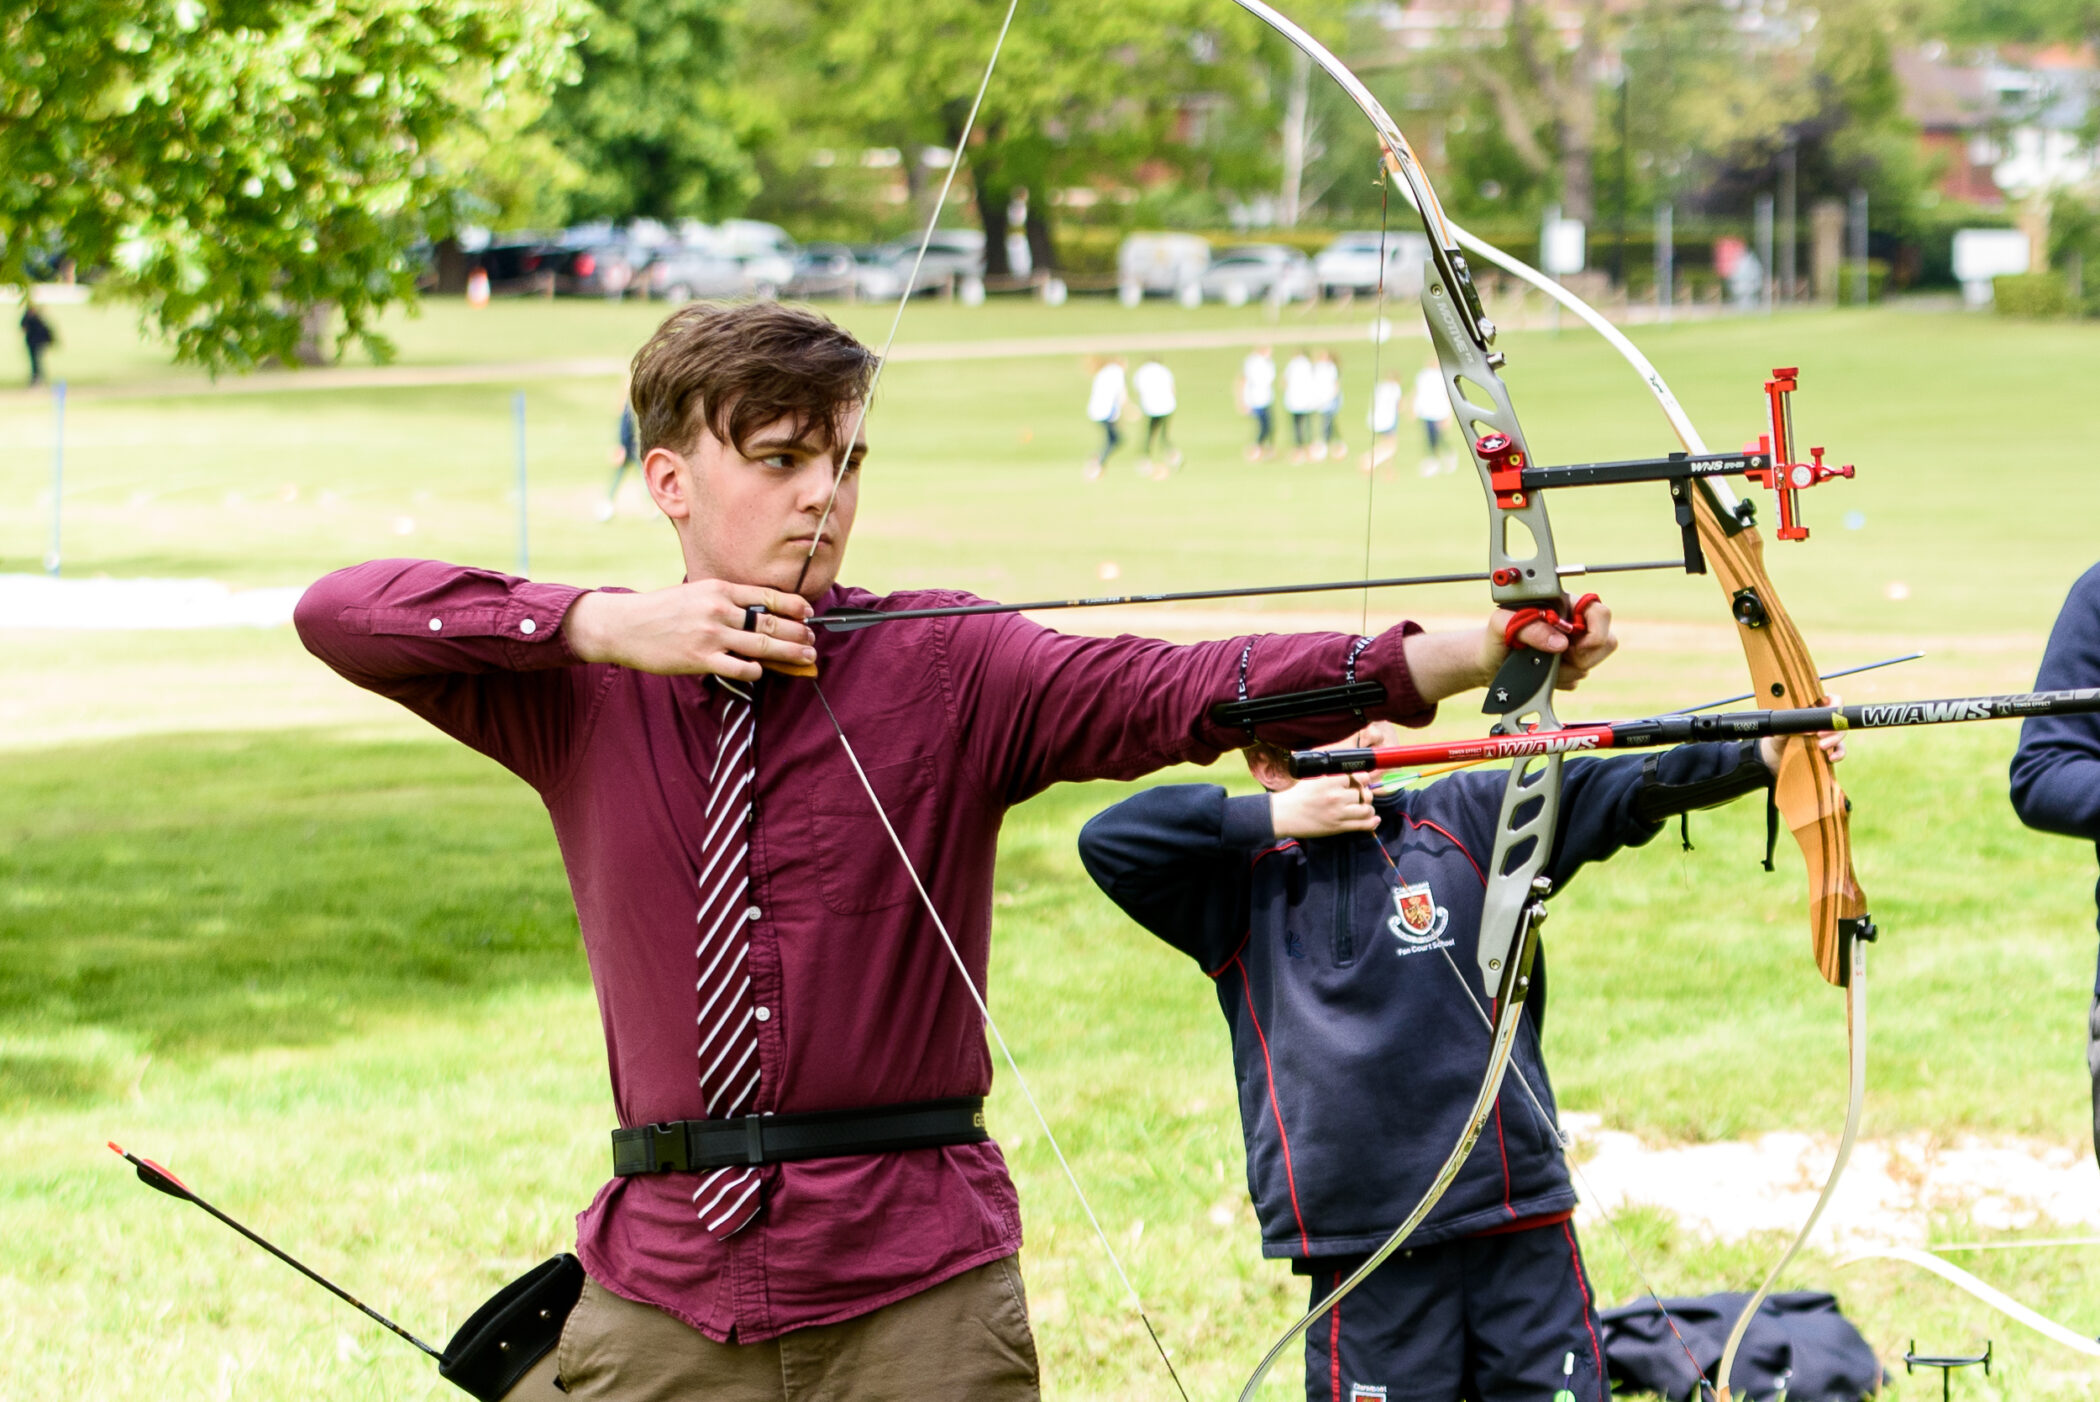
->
xmin=2011 ymin=563 xmax=2100 ymax=842
xmin=1545 ymin=740 xmax=1773 ymax=890
xmin=1078 ymin=784 xmax=1274 ymax=972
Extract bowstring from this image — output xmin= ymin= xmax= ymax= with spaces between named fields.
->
xmin=793 ymin=0 xmax=1023 ymax=598
xmin=1360 ymin=163 xmax=1394 ymax=638
xmin=1357 ymin=818 xmax=1712 ymax=1389
xmin=788 ymin=12 xmax=1187 ymax=1391
xmin=813 ymin=686 xmax=1189 ymax=1400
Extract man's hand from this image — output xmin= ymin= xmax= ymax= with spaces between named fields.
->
xmin=566 ymin=582 xmax=817 ymax=680
xmin=1269 ymin=774 xmax=1380 ymax=840
xmin=1402 ymin=596 xmax=1619 ymax=703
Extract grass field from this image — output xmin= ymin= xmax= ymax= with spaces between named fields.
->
xmin=4 ymin=291 xmax=2099 ymax=1399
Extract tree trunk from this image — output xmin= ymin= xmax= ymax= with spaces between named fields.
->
xmin=974 ymin=175 xmax=1014 ymax=277
xmin=294 ymin=301 xmax=335 ymax=366
xmin=434 ymin=237 xmax=469 ymax=295
xmin=1280 ymin=48 xmax=1312 ymax=226
xmin=1024 ymin=199 xmax=1059 ymax=273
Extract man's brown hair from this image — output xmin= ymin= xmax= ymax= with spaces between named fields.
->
xmin=629 ymin=301 xmax=878 ymax=458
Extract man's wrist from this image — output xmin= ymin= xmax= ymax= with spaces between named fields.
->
xmin=565 ymin=590 xmax=613 ymax=664
xmin=1402 ymin=629 xmax=1493 ymax=704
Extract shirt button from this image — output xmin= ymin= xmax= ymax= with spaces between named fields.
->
xmin=744 ymin=906 xmax=761 ymax=923
xmin=427 ymin=617 xmax=442 ymax=631
xmin=754 ymin=1006 xmax=772 ymax=1022
xmin=519 ymin=616 xmax=537 ymax=635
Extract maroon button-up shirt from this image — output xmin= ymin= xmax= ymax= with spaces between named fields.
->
xmin=295 ymin=559 xmax=1435 ymax=1341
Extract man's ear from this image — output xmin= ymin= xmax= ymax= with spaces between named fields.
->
xmin=643 ymin=446 xmax=692 ymax=521
xmin=1245 ymin=750 xmax=1291 ymax=793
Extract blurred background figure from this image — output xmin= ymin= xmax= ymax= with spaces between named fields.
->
xmin=1282 ymin=349 xmax=1320 ymax=463
xmin=1412 ymin=358 xmax=1455 ymax=475
xmin=1312 ymin=348 xmax=1344 ymax=461
xmin=598 ymin=400 xmax=639 ymax=521
xmin=1365 ymin=371 xmax=1403 ymax=471
xmin=20 ymin=299 xmax=55 ymax=387
xmin=1084 ymin=355 xmax=1127 ymax=480
xmin=1133 ymin=356 xmax=1180 ymax=476
xmin=1238 ymin=345 xmax=1276 ymax=461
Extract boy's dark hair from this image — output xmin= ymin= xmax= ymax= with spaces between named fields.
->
xmin=629 ymin=302 xmax=877 ymax=458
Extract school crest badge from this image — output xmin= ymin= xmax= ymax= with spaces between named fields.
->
xmin=1388 ymin=880 xmax=1449 ymax=946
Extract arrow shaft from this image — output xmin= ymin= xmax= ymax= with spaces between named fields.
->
xmin=1293 ymin=687 xmax=2100 ymax=775
xmin=811 ymin=558 xmax=1685 ymax=631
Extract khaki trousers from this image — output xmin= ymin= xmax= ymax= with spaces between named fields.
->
xmin=503 ymin=1255 xmax=1040 ymax=1401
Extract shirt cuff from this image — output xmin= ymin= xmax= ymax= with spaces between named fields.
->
xmin=501 ymin=582 xmax=591 ymax=669
xmin=1360 ymin=619 xmax=1435 ymax=728
xmin=1220 ymin=793 xmax=1276 ymax=850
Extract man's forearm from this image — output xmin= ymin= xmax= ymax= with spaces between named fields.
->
xmin=1402 ymin=629 xmax=1495 ymax=704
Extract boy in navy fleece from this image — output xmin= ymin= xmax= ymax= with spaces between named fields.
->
xmin=1079 ymin=722 xmax=1840 ymax=1402
xmin=2010 ymin=561 xmax=2100 ymax=1167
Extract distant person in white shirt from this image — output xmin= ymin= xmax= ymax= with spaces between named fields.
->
xmin=1281 ymin=350 xmax=1321 ymax=462
xmin=1237 ymin=347 xmax=1277 ymax=460
xmin=1132 ymin=357 xmax=1181 ymax=475
xmin=1084 ymin=356 xmax=1127 ymax=480
xmin=1365 ymin=372 xmax=1403 ymax=471
xmin=1311 ymin=348 xmax=1344 ymax=461
xmin=1412 ymin=360 xmax=1455 ymax=475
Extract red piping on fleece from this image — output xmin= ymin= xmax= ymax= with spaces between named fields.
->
xmin=1231 ymin=952 xmax=1312 ymax=1256
xmin=1561 ymin=1219 xmax=1607 ymax=1393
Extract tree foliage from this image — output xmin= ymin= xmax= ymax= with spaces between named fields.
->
xmin=533 ymin=0 xmax=762 ymax=224
xmin=0 ymin=0 xmax=582 ymax=371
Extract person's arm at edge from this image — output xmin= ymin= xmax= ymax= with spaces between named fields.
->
xmin=2011 ymin=564 xmax=2100 ymax=840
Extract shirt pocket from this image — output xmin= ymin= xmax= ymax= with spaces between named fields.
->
xmin=810 ymin=755 xmax=940 ymax=914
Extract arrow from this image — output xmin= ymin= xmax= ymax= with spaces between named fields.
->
xmin=108 ymin=1142 xmax=441 ymax=1359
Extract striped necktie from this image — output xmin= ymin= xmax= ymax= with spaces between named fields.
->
xmin=692 ymin=677 xmax=763 ymax=1238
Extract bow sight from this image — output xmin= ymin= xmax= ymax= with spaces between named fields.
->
xmin=1476 ymin=366 xmax=1855 ymax=584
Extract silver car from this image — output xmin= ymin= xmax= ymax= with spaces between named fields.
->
xmin=1312 ymin=231 xmax=1432 ymax=297
xmin=1198 ymin=245 xmax=1315 ymax=305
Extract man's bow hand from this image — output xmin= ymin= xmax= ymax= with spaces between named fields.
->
xmin=567 ymin=581 xmax=817 ymax=680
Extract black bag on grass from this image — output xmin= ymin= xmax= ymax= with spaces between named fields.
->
xmin=1601 ymin=1290 xmax=1883 ymax=1401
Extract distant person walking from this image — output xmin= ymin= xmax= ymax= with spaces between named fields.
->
xmin=1281 ymin=350 xmax=1321 ymax=463
xmin=1312 ymin=348 xmax=1344 ymax=460
xmin=1084 ymin=355 xmax=1127 ymax=480
xmin=599 ymin=402 xmax=640 ymax=521
xmin=1365 ymin=372 xmax=1403 ymax=471
xmin=21 ymin=302 xmax=55 ymax=388
xmin=1412 ymin=360 xmax=1454 ymax=475
xmin=1133 ymin=357 xmax=1180 ymax=475
xmin=1238 ymin=346 xmax=1277 ymax=460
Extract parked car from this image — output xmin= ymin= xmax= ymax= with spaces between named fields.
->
xmin=786 ymin=242 xmax=858 ymax=298
xmin=541 ymin=228 xmax=655 ymax=298
xmin=854 ymin=230 xmax=985 ymax=299
xmin=647 ymin=243 xmax=754 ymax=302
xmin=1312 ymin=231 xmax=1433 ymax=297
xmin=473 ymin=237 xmax=557 ymax=295
xmin=1117 ymin=233 xmax=1211 ymax=304
xmin=1198 ymin=245 xmax=1315 ymax=305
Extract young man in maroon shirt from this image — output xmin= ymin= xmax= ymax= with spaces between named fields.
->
xmin=295 ymin=301 xmax=1618 ymax=1400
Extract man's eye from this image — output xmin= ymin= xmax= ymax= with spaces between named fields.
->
xmin=761 ymin=453 xmax=796 ymax=469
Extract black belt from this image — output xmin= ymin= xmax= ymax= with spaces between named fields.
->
xmin=611 ymin=1097 xmax=987 ymax=1176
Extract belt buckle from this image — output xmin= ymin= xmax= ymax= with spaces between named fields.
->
xmin=647 ymin=1122 xmax=690 ymax=1172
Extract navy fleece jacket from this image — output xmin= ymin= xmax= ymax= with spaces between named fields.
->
xmin=2010 ymin=562 xmax=2100 ymax=992
xmin=1079 ymin=742 xmax=1771 ymax=1262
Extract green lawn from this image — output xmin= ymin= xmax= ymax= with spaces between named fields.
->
xmin=4 ymin=295 xmax=2099 ymax=1398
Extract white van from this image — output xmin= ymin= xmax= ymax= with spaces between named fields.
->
xmin=1116 ymin=233 xmax=1212 ymax=304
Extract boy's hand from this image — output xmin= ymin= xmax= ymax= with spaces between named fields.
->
xmin=1759 ymin=693 xmax=1847 ymax=771
xmin=567 ymin=582 xmax=817 ymax=680
xmin=1270 ymin=774 xmax=1380 ymax=839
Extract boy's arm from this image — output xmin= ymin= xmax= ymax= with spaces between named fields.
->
xmin=2011 ymin=564 xmax=2100 ymax=840
xmin=294 ymin=558 xmax=595 ymax=791
xmin=1541 ymin=740 xmax=1776 ymax=889
xmin=1078 ymin=785 xmax=1275 ymax=972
